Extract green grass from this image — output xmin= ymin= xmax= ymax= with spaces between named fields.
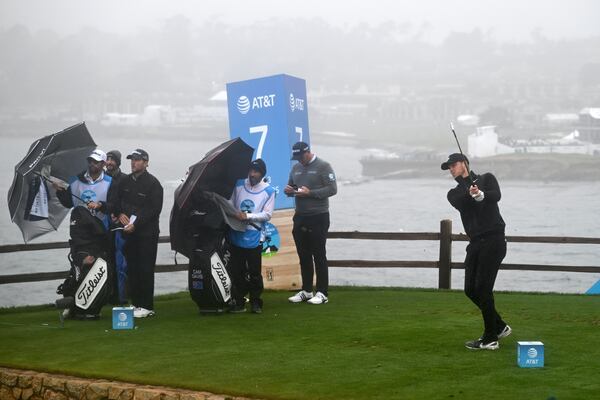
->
xmin=1 ymin=288 xmax=599 ymax=400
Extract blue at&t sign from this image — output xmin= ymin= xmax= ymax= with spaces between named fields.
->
xmin=226 ymin=74 xmax=310 ymax=210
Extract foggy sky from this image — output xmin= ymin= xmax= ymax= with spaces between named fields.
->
xmin=1 ymin=0 xmax=599 ymax=43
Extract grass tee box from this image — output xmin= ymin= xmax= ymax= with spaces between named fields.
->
xmin=1 ymin=288 xmax=599 ymax=400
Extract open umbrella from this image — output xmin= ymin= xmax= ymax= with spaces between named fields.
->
xmin=170 ymin=137 xmax=254 ymax=256
xmin=8 ymin=122 xmax=97 ymax=242
xmin=175 ymin=137 xmax=254 ymax=209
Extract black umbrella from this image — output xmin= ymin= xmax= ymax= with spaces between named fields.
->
xmin=170 ymin=138 xmax=254 ymax=256
xmin=175 ymin=137 xmax=254 ymax=208
xmin=8 ymin=122 xmax=97 ymax=243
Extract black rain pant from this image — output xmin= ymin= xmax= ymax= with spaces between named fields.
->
xmin=229 ymin=244 xmax=264 ymax=306
xmin=124 ymin=233 xmax=158 ymax=311
xmin=464 ymin=233 xmax=507 ymax=342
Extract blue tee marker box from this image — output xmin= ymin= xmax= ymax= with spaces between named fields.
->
xmin=517 ymin=341 xmax=544 ymax=368
xmin=112 ymin=306 xmax=134 ymax=330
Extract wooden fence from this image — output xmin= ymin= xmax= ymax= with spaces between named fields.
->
xmin=1 ymin=220 xmax=599 ymax=289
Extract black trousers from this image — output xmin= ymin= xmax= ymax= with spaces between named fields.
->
xmin=229 ymin=244 xmax=264 ymax=305
xmin=124 ymin=233 xmax=158 ymax=310
xmin=292 ymin=212 xmax=330 ymax=296
xmin=464 ymin=234 xmax=507 ymax=342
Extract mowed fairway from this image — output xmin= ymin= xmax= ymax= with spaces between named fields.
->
xmin=1 ymin=288 xmax=599 ymax=400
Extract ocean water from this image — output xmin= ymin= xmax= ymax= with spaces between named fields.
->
xmin=1 ymin=133 xmax=599 ymax=307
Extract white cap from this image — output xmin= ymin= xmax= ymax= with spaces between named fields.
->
xmin=88 ymin=149 xmax=107 ymax=162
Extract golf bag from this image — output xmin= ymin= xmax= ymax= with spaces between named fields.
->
xmin=56 ymin=206 xmax=111 ymax=318
xmin=185 ymin=194 xmax=233 ymax=314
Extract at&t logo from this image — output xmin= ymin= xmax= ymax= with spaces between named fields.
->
xmin=527 ymin=348 xmax=538 ymax=358
xmin=237 ymin=96 xmax=251 ymax=114
xmin=289 ymin=93 xmax=304 ymax=112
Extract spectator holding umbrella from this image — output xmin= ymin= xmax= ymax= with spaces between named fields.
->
xmin=54 ymin=149 xmax=112 ymax=227
xmin=52 ymin=148 xmax=113 ymax=319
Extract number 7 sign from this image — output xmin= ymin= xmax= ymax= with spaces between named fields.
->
xmin=227 ymin=74 xmax=310 ymax=209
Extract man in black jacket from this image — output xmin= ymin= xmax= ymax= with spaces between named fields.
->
xmin=112 ymin=149 xmax=163 ymax=318
xmin=442 ymin=153 xmax=511 ymax=350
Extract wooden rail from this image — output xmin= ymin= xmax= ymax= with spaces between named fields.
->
xmin=1 ymin=220 xmax=599 ymax=289
xmin=326 ymin=220 xmax=600 ymax=289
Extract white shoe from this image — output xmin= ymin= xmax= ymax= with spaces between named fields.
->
xmin=478 ymin=324 xmax=513 ymax=342
xmin=498 ymin=325 xmax=512 ymax=339
xmin=133 ymin=307 xmax=155 ymax=318
xmin=465 ymin=339 xmax=499 ymax=350
xmin=288 ymin=290 xmax=313 ymax=303
xmin=307 ymin=292 xmax=328 ymax=305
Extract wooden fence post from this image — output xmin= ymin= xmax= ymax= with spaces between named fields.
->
xmin=438 ymin=219 xmax=452 ymax=289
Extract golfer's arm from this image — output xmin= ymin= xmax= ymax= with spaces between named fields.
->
xmin=447 ymin=188 xmax=470 ymax=211
xmin=482 ymin=174 xmax=501 ymax=202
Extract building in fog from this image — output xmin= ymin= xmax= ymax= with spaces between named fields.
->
xmin=100 ymin=97 xmax=227 ymax=128
xmin=468 ymin=126 xmax=514 ymax=158
xmin=577 ymin=108 xmax=600 ymax=143
xmin=468 ymin=125 xmax=600 ymax=158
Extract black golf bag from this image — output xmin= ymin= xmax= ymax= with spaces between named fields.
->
xmin=184 ymin=193 xmax=233 ymax=314
xmin=56 ymin=206 xmax=111 ymax=318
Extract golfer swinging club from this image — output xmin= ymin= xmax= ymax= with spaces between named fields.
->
xmin=442 ymin=149 xmax=512 ymax=350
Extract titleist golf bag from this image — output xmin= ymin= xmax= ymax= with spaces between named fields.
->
xmin=56 ymin=206 xmax=111 ymax=318
xmin=185 ymin=194 xmax=233 ymax=314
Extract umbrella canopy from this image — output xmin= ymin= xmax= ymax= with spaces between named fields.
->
xmin=175 ymin=137 xmax=254 ymax=209
xmin=170 ymin=137 xmax=254 ymax=256
xmin=8 ymin=122 xmax=97 ymax=242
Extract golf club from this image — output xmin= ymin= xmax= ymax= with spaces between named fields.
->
xmin=450 ymin=123 xmax=476 ymax=186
